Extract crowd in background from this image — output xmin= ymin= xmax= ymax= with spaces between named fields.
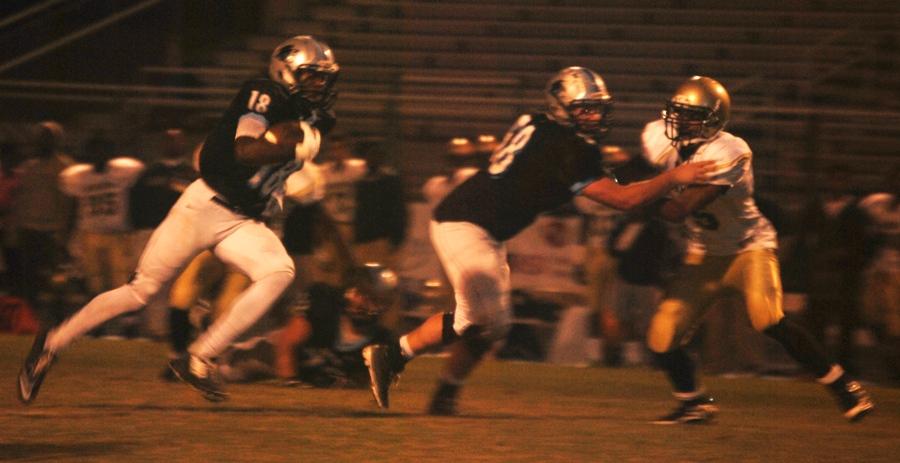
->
xmin=0 ymin=119 xmax=897 ymax=386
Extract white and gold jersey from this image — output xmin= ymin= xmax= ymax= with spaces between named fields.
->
xmin=641 ymin=119 xmax=777 ymax=256
xmin=59 ymin=157 xmax=145 ymax=233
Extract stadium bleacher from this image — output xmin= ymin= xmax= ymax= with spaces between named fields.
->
xmin=193 ymin=0 xmax=894 ymax=195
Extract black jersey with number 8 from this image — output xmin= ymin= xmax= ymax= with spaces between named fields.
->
xmin=435 ymin=113 xmax=606 ymax=241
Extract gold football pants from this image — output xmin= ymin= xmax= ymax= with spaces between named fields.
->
xmin=647 ymin=248 xmax=784 ymax=353
xmin=77 ymin=231 xmax=139 ymax=295
xmin=169 ymin=250 xmax=250 ymax=320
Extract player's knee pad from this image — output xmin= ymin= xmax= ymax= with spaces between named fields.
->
xmin=257 ymin=268 xmax=295 ymax=293
xmin=249 ymin=256 xmax=295 ymax=284
xmin=459 ymin=325 xmax=495 ymax=358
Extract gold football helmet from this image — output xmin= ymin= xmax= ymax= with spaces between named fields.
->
xmin=545 ymin=66 xmax=613 ymax=141
xmin=269 ymin=35 xmax=340 ymax=109
xmin=662 ymin=76 xmax=730 ymax=143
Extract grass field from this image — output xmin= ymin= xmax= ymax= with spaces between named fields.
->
xmin=1 ymin=334 xmax=899 ymax=462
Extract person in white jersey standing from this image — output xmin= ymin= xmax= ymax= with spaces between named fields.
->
xmin=59 ymin=133 xmax=145 ymax=335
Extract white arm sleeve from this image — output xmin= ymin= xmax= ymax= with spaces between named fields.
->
xmin=236 ymin=113 xmax=269 ymax=139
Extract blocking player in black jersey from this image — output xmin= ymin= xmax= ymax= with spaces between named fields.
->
xmin=362 ymin=67 xmax=715 ymax=414
xmin=18 ymin=35 xmax=339 ymax=403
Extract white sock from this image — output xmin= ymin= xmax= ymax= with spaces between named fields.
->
xmin=45 ymin=285 xmax=144 ymax=352
xmin=673 ymin=389 xmax=706 ymax=401
xmin=399 ymin=335 xmax=415 ymax=359
xmin=190 ymin=272 xmax=293 ymax=359
xmin=439 ymin=373 xmax=465 ymax=386
xmin=816 ymin=364 xmax=845 ymax=385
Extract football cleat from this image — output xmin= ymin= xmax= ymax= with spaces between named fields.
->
xmin=362 ymin=343 xmax=405 ymax=409
xmin=169 ymin=354 xmax=228 ymax=402
xmin=427 ymin=382 xmax=460 ymax=416
xmin=834 ymin=381 xmax=874 ymax=422
xmin=17 ymin=329 xmax=55 ymax=405
xmin=159 ymin=363 xmax=180 ymax=382
xmin=652 ymin=396 xmax=719 ymax=425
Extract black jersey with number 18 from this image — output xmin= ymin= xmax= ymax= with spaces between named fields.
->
xmin=434 ymin=113 xmax=606 ymax=241
xmin=199 ymin=78 xmax=333 ymax=218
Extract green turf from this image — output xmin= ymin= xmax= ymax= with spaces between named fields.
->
xmin=1 ymin=334 xmax=898 ymax=462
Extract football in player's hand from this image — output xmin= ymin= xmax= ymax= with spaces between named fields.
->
xmin=264 ymin=120 xmax=301 ymax=147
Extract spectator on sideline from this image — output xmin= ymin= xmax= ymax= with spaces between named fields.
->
xmin=10 ymin=121 xmax=75 ymax=325
xmin=59 ymin=133 xmax=145 ymax=336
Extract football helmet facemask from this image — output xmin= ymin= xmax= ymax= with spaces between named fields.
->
xmin=662 ymin=76 xmax=730 ymax=144
xmin=269 ymin=35 xmax=340 ymax=110
xmin=545 ymin=66 xmax=613 ymax=142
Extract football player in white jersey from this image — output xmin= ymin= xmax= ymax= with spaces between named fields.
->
xmin=640 ymin=76 xmax=873 ymax=424
xmin=59 ymin=134 xmax=145 ymax=301
xmin=18 ymin=35 xmax=338 ymax=404
xmin=363 ymin=67 xmax=715 ymax=415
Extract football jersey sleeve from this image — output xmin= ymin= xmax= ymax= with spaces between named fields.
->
xmin=640 ymin=120 xmax=678 ymax=170
xmin=690 ymin=134 xmax=751 ymax=187
xmin=109 ymin=157 xmax=146 ymax=187
xmin=234 ymin=80 xmax=295 ymax=136
xmin=58 ymin=164 xmax=90 ymax=196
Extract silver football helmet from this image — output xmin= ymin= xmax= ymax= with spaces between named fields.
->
xmin=343 ymin=263 xmax=399 ymax=320
xmin=545 ymin=66 xmax=613 ymax=141
xmin=662 ymin=75 xmax=730 ymax=144
xmin=269 ymin=35 xmax=340 ymax=109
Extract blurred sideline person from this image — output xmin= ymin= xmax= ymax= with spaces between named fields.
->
xmin=319 ymin=132 xmax=367 ymax=264
xmin=363 ymin=67 xmax=715 ymax=415
xmin=60 ymin=133 xmax=145 ymax=336
xmin=219 ymin=263 xmax=398 ymax=388
xmin=18 ymin=35 xmax=339 ymax=403
xmin=639 ymin=76 xmax=873 ymax=424
xmin=352 ymin=140 xmax=407 ymax=269
xmin=10 ymin=121 xmax=74 ymax=325
xmin=795 ymin=165 xmax=872 ymax=371
xmin=0 ymin=141 xmax=24 ymax=294
xmin=573 ymin=145 xmax=628 ymax=366
xmin=351 ymin=140 xmax=407 ymax=329
xmin=858 ymin=166 xmax=900 ymax=383
xmin=130 ymin=128 xmax=198 ymax=231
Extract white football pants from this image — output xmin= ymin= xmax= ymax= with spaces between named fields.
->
xmin=46 ymin=179 xmax=295 ymax=359
xmin=429 ymin=220 xmax=511 ymax=341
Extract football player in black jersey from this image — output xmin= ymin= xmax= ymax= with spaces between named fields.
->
xmin=363 ymin=66 xmax=715 ymax=414
xmin=18 ymin=35 xmax=339 ymax=404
